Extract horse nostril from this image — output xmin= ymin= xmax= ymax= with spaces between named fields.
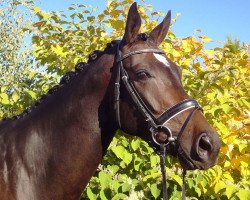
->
xmin=199 ymin=135 xmax=212 ymax=151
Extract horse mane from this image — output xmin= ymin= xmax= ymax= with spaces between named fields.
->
xmin=0 ymin=40 xmax=121 ymax=122
xmin=1 ymin=34 xmax=149 ymax=122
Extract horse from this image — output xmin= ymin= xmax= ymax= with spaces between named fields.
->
xmin=0 ymin=2 xmax=221 ymax=200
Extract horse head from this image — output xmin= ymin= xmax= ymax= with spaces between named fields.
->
xmin=116 ymin=3 xmax=221 ymax=170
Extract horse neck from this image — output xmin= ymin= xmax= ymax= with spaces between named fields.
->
xmin=44 ymin=53 xmax=117 ymax=187
xmin=1 ymin=53 xmax=117 ymax=199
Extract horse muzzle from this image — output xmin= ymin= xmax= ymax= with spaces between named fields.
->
xmin=178 ymin=131 xmax=221 ymax=170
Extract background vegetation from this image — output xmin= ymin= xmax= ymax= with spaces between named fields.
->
xmin=0 ymin=0 xmax=249 ymax=199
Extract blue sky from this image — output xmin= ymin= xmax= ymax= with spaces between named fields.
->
xmin=35 ymin=0 xmax=249 ymax=45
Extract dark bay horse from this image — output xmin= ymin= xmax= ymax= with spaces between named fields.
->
xmin=0 ymin=3 xmax=220 ymax=200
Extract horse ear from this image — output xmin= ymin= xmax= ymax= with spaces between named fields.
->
xmin=122 ymin=2 xmax=141 ymax=45
xmin=149 ymin=10 xmax=171 ymax=46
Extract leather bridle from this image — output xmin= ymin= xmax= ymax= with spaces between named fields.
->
xmin=114 ymin=43 xmax=202 ymax=200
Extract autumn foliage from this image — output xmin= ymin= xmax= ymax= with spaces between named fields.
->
xmin=0 ymin=0 xmax=249 ymax=199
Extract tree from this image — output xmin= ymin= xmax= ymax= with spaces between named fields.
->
xmin=0 ymin=0 xmax=58 ymax=118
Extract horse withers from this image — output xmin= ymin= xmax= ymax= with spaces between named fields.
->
xmin=0 ymin=2 xmax=220 ymax=200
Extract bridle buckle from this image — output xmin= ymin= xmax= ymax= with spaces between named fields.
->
xmin=150 ymin=125 xmax=176 ymax=146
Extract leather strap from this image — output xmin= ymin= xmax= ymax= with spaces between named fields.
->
xmin=160 ymin=144 xmax=168 ymax=200
xmin=115 ymin=42 xmax=203 ymax=200
xmin=117 ymin=49 xmax=165 ymax=62
xmin=157 ymin=99 xmax=200 ymax=125
xmin=182 ymin=170 xmax=186 ymax=200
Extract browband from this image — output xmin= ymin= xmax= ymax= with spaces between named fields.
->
xmin=116 ymin=49 xmax=165 ymax=62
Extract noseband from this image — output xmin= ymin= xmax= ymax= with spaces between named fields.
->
xmin=114 ymin=43 xmax=202 ymax=200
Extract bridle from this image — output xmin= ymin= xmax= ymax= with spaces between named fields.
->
xmin=114 ymin=43 xmax=202 ymax=200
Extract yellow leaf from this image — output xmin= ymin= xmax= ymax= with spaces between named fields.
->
xmin=0 ymin=93 xmax=9 ymax=105
xmin=12 ymin=92 xmax=19 ymax=102
xmin=205 ymin=49 xmax=214 ymax=57
xmin=224 ymin=161 xmax=231 ymax=168
xmin=214 ymin=121 xmax=229 ymax=135
xmin=162 ymin=43 xmax=171 ymax=52
xmin=1 ymin=86 xmax=7 ymax=92
xmin=221 ymin=146 xmax=228 ymax=155
xmin=223 ymin=173 xmax=234 ymax=182
xmin=182 ymin=40 xmax=192 ymax=53
xmin=183 ymin=59 xmax=191 ymax=66
xmin=172 ymin=49 xmax=181 ymax=57
xmin=239 ymin=144 xmax=248 ymax=153
xmin=51 ymin=45 xmax=64 ymax=56
xmin=176 ymin=12 xmax=181 ymax=17
xmin=231 ymin=158 xmax=240 ymax=169
xmin=33 ymin=6 xmax=41 ymax=13
xmin=202 ymin=36 xmax=212 ymax=43
xmin=0 ymin=93 xmax=8 ymax=100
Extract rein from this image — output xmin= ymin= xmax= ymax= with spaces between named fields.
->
xmin=114 ymin=43 xmax=202 ymax=200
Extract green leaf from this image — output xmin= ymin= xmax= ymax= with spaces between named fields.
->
xmin=107 ymin=165 xmax=119 ymax=174
xmin=111 ymin=193 xmax=128 ymax=200
xmin=123 ymin=153 xmax=132 ymax=165
xmin=195 ymin=187 xmax=202 ymax=197
xmin=112 ymin=145 xmax=132 ymax=165
xmin=214 ymin=180 xmax=226 ymax=194
xmin=27 ymin=90 xmax=37 ymax=99
xmin=225 ymin=185 xmax=237 ymax=199
xmin=100 ymin=189 xmax=108 ymax=200
xmin=133 ymin=157 xmax=142 ymax=171
xmin=150 ymin=183 xmax=161 ymax=199
xmin=143 ymin=172 xmax=161 ymax=182
xmin=240 ymin=98 xmax=250 ymax=109
xmin=150 ymin=155 xmax=158 ymax=168
xmin=187 ymin=178 xmax=194 ymax=189
xmin=99 ymin=171 xmax=111 ymax=188
xmin=122 ymin=182 xmax=131 ymax=192
xmin=172 ymin=174 xmax=182 ymax=187
xmin=237 ymin=189 xmax=250 ymax=200
xmin=121 ymin=138 xmax=129 ymax=147
xmin=28 ymin=71 xmax=36 ymax=79
xmin=112 ymin=145 xmax=125 ymax=159
xmin=131 ymin=139 xmax=140 ymax=151
xmin=86 ymin=187 xmax=97 ymax=200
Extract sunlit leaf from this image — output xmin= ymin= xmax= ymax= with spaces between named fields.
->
xmin=150 ymin=183 xmax=161 ymax=199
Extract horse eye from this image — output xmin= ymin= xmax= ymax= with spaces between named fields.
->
xmin=136 ymin=70 xmax=151 ymax=80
